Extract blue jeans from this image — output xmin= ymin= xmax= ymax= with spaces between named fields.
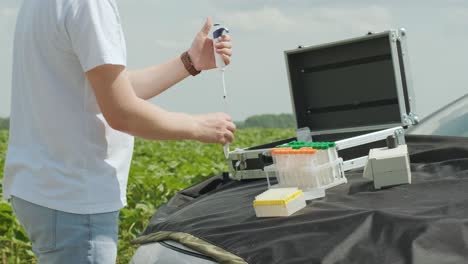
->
xmin=11 ymin=196 xmax=119 ymax=264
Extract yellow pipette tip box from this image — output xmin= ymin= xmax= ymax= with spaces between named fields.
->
xmin=253 ymin=188 xmax=306 ymax=217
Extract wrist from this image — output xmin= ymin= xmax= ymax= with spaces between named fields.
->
xmin=181 ymin=50 xmax=201 ymax=76
xmin=187 ymin=49 xmax=201 ymax=71
xmin=185 ymin=114 xmax=200 ymax=141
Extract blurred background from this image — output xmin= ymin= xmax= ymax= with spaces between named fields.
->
xmin=1 ymin=0 xmax=468 ymax=123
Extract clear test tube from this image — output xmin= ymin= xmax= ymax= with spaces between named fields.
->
xmin=325 ymin=144 xmax=335 ymax=185
xmin=313 ymin=165 xmax=320 ymax=188
xmin=314 ymin=145 xmax=324 ymax=185
xmin=317 ymin=148 xmax=327 ymax=165
xmin=302 ymin=152 xmax=310 ymax=188
xmin=282 ymin=153 xmax=289 ymax=186
xmin=327 ymin=144 xmax=337 ymax=183
xmin=296 ymin=150 xmax=305 ymax=188
xmin=288 ymin=153 xmax=295 ymax=187
xmin=280 ymin=151 xmax=288 ymax=186
xmin=328 ymin=150 xmax=335 ymax=184
xmin=278 ymin=170 xmax=286 ymax=186
xmin=281 ymin=151 xmax=288 ymax=186
xmin=271 ymin=148 xmax=290 ymax=187
xmin=309 ymin=148 xmax=318 ymax=188
xmin=270 ymin=149 xmax=281 ymax=185
xmin=300 ymin=148 xmax=317 ymax=189
xmin=332 ymin=146 xmax=339 ymax=180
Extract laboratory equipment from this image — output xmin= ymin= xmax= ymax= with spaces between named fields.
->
xmin=227 ymin=29 xmax=418 ymax=181
xmin=212 ymin=23 xmax=230 ymax=159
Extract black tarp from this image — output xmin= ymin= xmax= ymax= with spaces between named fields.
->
xmin=139 ymin=135 xmax=468 ymax=264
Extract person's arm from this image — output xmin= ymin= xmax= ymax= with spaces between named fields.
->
xmin=127 ymin=17 xmax=232 ymax=100
xmin=86 ymin=64 xmax=235 ymax=143
xmin=126 ymin=56 xmax=189 ymax=100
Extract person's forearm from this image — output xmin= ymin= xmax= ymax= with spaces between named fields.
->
xmin=128 ymin=56 xmax=190 ymax=100
xmin=87 ymin=64 xmax=233 ymax=144
xmin=87 ymin=64 xmax=200 ymax=141
xmin=115 ymin=96 xmax=200 ymax=141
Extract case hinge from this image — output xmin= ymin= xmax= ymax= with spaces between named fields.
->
xmin=390 ymin=31 xmax=398 ymax=42
xmin=402 ymin=113 xmax=420 ymax=126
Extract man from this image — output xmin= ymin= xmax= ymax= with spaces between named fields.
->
xmin=2 ymin=0 xmax=234 ymax=263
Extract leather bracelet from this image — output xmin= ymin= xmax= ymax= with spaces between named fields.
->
xmin=180 ymin=51 xmax=201 ymax=76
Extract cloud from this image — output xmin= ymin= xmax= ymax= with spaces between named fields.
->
xmin=443 ymin=0 xmax=468 ymax=6
xmin=223 ymin=7 xmax=297 ymax=33
xmin=435 ymin=7 xmax=468 ymax=36
xmin=154 ymin=39 xmax=186 ymax=50
xmin=0 ymin=7 xmax=18 ymax=18
xmin=447 ymin=7 xmax=468 ymax=25
xmin=310 ymin=6 xmax=393 ymax=33
xmin=221 ymin=5 xmax=393 ymax=36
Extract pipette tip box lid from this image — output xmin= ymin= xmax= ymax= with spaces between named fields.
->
xmin=253 ymin=187 xmax=306 ymax=217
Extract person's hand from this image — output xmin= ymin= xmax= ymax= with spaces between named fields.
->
xmin=193 ymin=112 xmax=236 ymax=145
xmin=188 ymin=17 xmax=232 ymax=71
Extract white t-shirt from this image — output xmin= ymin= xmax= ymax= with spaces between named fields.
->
xmin=3 ymin=0 xmax=134 ymax=214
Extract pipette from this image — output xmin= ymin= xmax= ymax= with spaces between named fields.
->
xmin=213 ymin=24 xmax=230 ymax=159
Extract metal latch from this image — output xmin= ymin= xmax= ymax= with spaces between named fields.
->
xmin=234 ymin=153 xmax=247 ymax=171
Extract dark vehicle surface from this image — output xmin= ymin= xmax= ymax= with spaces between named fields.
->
xmin=131 ymin=94 xmax=468 ymax=264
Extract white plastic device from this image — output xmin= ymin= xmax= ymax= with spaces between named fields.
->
xmin=363 ymin=144 xmax=411 ymax=189
xmin=212 ymin=24 xmax=229 ymax=69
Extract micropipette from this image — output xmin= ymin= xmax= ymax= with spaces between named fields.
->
xmin=212 ymin=24 xmax=230 ymax=159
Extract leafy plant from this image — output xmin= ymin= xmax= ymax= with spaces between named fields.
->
xmin=0 ymin=119 xmax=8 ymax=131
xmin=0 ymin=128 xmax=294 ymax=263
xmin=235 ymin=113 xmax=296 ymax=129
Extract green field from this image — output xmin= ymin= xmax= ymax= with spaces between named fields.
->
xmin=0 ymin=128 xmax=294 ymax=263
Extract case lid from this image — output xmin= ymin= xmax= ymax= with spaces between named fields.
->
xmin=285 ymin=30 xmax=417 ymax=141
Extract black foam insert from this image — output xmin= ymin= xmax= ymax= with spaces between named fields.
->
xmin=287 ymin=34 xmax=402 ymax=131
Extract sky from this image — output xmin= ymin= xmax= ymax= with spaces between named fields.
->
xmin=0 ymin=0 xmax=467 ymax=122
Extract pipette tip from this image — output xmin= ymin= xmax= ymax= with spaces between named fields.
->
xmin=224 ymin=144 xmax=230 ymax=159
